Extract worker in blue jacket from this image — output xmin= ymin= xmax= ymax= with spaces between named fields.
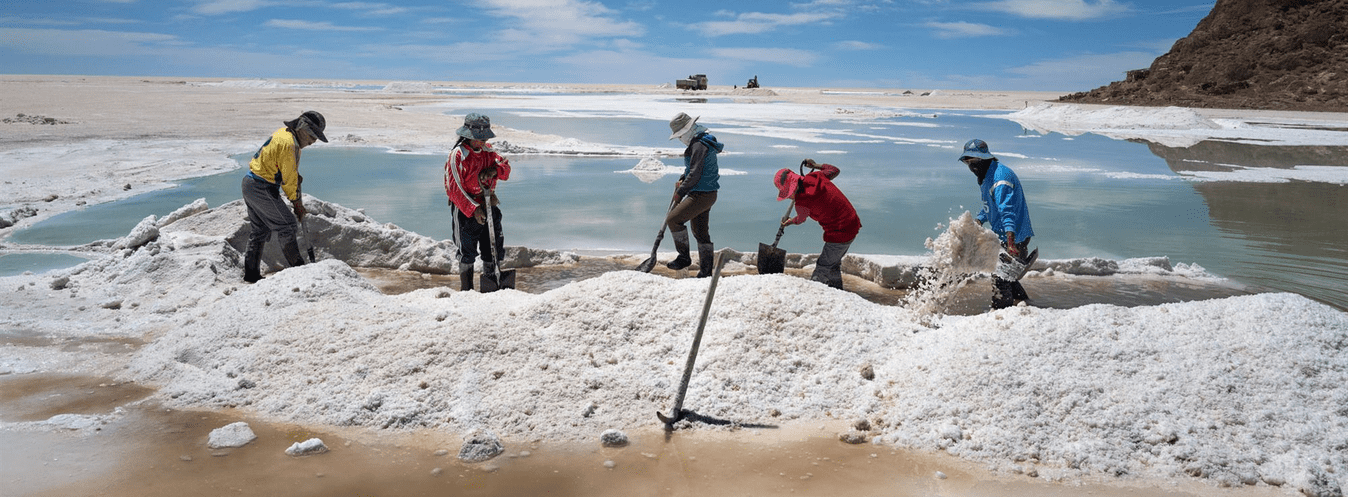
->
xmin=960 ymin=139 xmax=1035 ymax=309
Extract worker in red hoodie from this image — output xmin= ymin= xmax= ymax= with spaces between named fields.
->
xmin=772 ymin=159 xmax=862 ymax=289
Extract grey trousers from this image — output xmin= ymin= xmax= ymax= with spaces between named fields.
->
xmin=241 ymin=175 xmax=298 ymax=252
xmin=812 ymin=240 xmax=852 ymax=289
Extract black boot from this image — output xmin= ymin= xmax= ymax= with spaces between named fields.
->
xmin=282 ymin=239 xmax=307 ymax=267
xmin=243 ymin=246 xmax=264 ymax=283
xmin=991 ymin=277 xmax=1016 ymax=309
xmin=695 ymin=243 xmax=716 ymax=278
xmin=666 ymin=230 xmax=692 ymax=270
xmin=460 ymin=267 xmax=474 ymax=292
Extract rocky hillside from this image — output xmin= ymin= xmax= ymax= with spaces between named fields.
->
xmin=1060 ymin=0 xmax=1348 ymax=112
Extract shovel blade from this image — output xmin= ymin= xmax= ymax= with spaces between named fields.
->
xmin=635 ymin=257 xmax=657 ymax=273
xmin=757 ymin=242 xmax=786 ymax=274
xmin=480 ymin=269 xmax=517 ymax=293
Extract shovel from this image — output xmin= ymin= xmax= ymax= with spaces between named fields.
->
xmin=757 ymin=199 xmax=795 ymax=275
xmin=297 ymin=176 xmax=316 ymax=263
xmin=657 ymin=250 xmax=729 ymax=426
xmin=479 ymin=188 xmax=516 ymax=293
xmin=758 ymin=161 xmax=808 ymax=275
xmin=636 ymin=195 xmax=680 ymax=273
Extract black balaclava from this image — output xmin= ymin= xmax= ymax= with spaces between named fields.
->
xmin=968 ymin=158 xmax=993 ymax=185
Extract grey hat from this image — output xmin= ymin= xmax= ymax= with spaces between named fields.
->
xmin=457 ymin=113 xmax=495 ymax=140
xmin=285 ymin=110 xmax=328 ymax=143
xmin=668 ymin=112 xmax=699 ymax=140
xmin=959 ymin=138 xmax=994 ymax=161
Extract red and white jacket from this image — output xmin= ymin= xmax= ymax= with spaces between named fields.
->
xmin=444 ymin=142 xmax=512 ymax=217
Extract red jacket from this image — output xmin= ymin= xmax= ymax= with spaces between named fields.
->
xmin=444 ymin=143 xmax=512 ymax=217
xmin=787 ymin=164 xmax=861 ymax=243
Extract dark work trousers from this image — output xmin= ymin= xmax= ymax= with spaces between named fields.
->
xmin=241 ymin=174 xmax=299 ymax=256
xmin=812 ymin=240 xmax=853 ymax=290
xmin=665 ymin=191 xmax=717 ymax=245
xmin=992 ymin=237 xmax=1032 ymax=309
xmin=452 ymin=205 xmax=504 ymax=272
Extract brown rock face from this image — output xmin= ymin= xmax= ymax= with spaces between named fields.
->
xmin=1060 ymin=0 xmax=1348 ymax=111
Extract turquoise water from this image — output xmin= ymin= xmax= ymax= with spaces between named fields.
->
xmin=6 ymin=110 xmax=1346 ymax=310
xmin=0 ymin=253 xmax=93 ymax=276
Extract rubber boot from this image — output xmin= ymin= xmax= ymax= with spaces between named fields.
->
xmin=666 ymin=230 xmax=692 ymax=270
xmin=243 ymin=245 xmax=264 ymax=283
xmin=1011 ymin=281 xmax=1030 ymax=302
xmin=695 ymin=243 xmax=716 ymax=278
xmin=459 ymin=267 xmax=474 ymax=292
xmin=281 ymin=239 xmax=307 ymax=267
xmin=991 ymin=277 xmax=1016 ymax=309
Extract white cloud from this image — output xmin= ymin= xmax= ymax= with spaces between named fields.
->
xmin=926 ymin=21 xmax=1014 ymax=38
xmin=193 ymin=0 xmax=270 ymax=15
xmin=692 ymin=11 xmax=843 ymax=36
xmin=480 ymin=0 xmax=644 ymax=46
xmin=971 ymin=0 xmax=1130 ymax=21
xmin=709 ymin=47 xmax=819 ymax=67
xmin=834 ymin=40 xmax=883 ymax=50
xmin=1004 ymin=51 xmax=1158 ymax=89
xmin=264 ymin=19 xmax=382 ymax=31
xmin=0 ymin=28 xmax=180 ymax=56
xmin=330 ymin=2 xmax=408 ymax=15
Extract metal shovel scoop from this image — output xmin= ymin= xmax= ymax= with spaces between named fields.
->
xmin=757 ymin=199 xmax=795 ymax=275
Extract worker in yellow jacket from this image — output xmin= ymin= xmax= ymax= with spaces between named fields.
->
xmin=241 ymin=111 xmax=327 ymax=283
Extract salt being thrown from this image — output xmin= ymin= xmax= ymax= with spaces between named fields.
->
xmin=904 ymin=212 xmax=1001 ymax=318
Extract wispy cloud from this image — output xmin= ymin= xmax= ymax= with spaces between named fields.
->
xmin=193 ymin=0 xmax=270 ymax=15
xmin=0 ymin=28 xmax=181 ymax=56
xmin=971 ymin=0 xmax=1130 ymax=21
xmin=926 ymin=21 xmax=1015 ymax=38
xmin=709 ymin=47 xmax=819 ymax=67
xmin=692 ymin=11 xmax=843 ymax=36
xmin=834 ymin=40 xmax=883 ymax=50
xmin=330 ymin=2 xmax=408 ymax=16
xmin=480 ymin=0 xmax=644 ymax=46
xmin=1004 ymin=50 xmax=1157 ymax=88
xmin=264 ymin=19 xmax=382 ymax=31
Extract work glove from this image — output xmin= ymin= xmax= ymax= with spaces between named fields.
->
xmin=473 ymin=206 xmax=487 ymax=225
xmin=292 ymin=200 xmax=307 ymax=220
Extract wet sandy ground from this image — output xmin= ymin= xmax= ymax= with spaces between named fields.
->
xmin=1 ymin=373 xmax=1288 ymax=497
xmin=2 ymin=259 xmax=1265 ymax=496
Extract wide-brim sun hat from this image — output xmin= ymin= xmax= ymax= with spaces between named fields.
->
xmin=457 ymin=113 xmax=496 ymax=140
xmin=774 ymin=168 xmax=801 ymax=201
xmin=668 ymin=112 xmax=699 ymax=140
xmin=285 ymin=110 xmax=329 ymax=143
xmin=959 ymin=138 xmax=994 ymax=161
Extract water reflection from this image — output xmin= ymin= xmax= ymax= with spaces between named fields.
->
xmin=1143 ymin=139 xmax=1348 ymax=309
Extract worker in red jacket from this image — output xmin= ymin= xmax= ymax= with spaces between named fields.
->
xmin=444 ymin=113 xmax=511 ymax=291
xmin=773 ymin=159 xmax=862 ymax=289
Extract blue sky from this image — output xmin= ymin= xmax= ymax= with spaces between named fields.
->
xmin=2 ymin=0 xmax=1213 ymax=91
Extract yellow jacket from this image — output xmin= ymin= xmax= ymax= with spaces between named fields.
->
xmin=248 ymin=127 xmax=302 ymax=201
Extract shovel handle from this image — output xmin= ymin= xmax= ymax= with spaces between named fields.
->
xmin=772 ymin=199 xmax=796 ymax=247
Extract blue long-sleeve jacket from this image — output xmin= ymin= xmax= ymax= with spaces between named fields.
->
xmin=976 ymin=160 xmax=1035 ymax=242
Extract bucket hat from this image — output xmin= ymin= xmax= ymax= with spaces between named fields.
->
xmin=285 ymin=110 xmax=328 ymax=143
xmin=668 ymin=112 xmax=699 ymax=140
xmin=774 ymin=168 xmax=801 ymax=201
xmin=457 ymin=113 xmax=496 ymax=140
xmin=958 ymin=138 xmax=994 ymax=161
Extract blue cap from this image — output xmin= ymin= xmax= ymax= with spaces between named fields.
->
xmin=959 ymin=139 xmax=995 ymax=161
